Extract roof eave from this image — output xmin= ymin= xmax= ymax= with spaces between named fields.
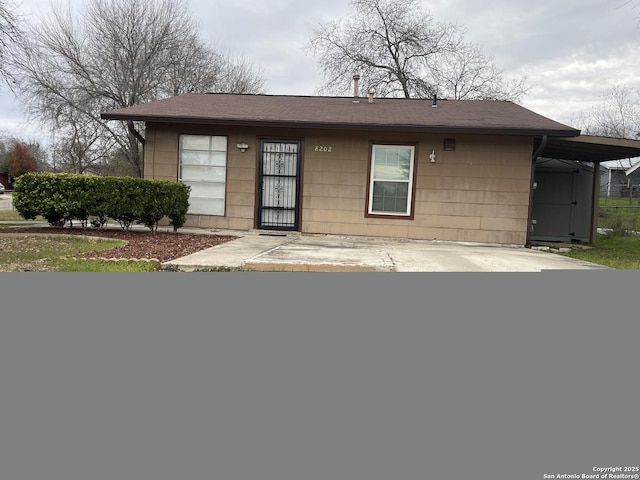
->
xmin=100 ymin=113 xmax=579 ymax=137
xmin=625 ymin=161 xmax=640 ymax=176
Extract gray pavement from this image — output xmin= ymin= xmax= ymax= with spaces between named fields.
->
xmin=162 ymin=229 xmax=610 ymax=272
xmin=0 ymin=192 xmax=12 ymax=210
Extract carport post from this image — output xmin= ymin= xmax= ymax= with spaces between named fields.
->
xmin=526 ymin=135 xmax=548 ymax=246
xmin=590 ymin=161 xmax=601 ymax=243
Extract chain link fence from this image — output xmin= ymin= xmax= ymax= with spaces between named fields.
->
xmin=599 ymin=188 xmax=640 ymax=234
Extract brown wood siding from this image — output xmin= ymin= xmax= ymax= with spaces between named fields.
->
xmin=144 ymin=124 xmax=532 ymax=244
xmin=144 ymin=123 xmax=256 ymax=230
xmin=301 ymin=131 xmax=532 ymax=245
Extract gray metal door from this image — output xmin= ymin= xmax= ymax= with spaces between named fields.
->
xmin=531 ymin=171 xmax=576 ymax=240
xmin=257 ymin=140 xmax=302 ymax=230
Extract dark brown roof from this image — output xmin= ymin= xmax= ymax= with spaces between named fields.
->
xmin=101 ymin=93 xmax=580 ymax=137
xmin=537 ymin=135 xmax=640 ymax=163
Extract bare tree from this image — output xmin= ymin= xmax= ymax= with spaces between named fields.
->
xmin=8 ymin=0 xmax=267 ymax=177
xmin=428 ymin=42 xmax=529 ymax=101
xmin=307 ymin=0 xmax=528 ymax=101
xmin=51 ymin=111 xmax=117 ymax=174
xmin=591 ymin=86 xmax=640 ymax=138
xmin=570 ymin=85 xmax=640 ymax=138
xmin=619 ymin=0 xmax=640 ymax=24
xmin=212 ymin=51 xmax=270 ymax=94
xmin=0 ymin=0 xmax=19 ymax=80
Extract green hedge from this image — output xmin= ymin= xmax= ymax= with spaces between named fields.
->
xmin=12 ymin=173 xmax=191 ymax=232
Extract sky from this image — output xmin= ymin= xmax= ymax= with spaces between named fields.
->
xmin=2 ymin=0 xmax=640 ymax=148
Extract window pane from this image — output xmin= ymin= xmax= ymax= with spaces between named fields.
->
xmin=181 ymin=135 xmax=212 ymax=151
xmin=373 ymin=147 xmax=411 ymax=180
xmin=210 ymin=136 xmax=227 ymax=151
xmin=210 ymin=152 xmax=226 ymax=167
xmin=184 ymin=181 xmax=225 ymax=198
xmin=371 ymin=181 xmax=408 ymax=214
xmin=180 ymin=165 xmax=226 ymax=182
xmin=188 ymin=197 xmax=225 ymax=216
xmin=180 ymin=150 xmax=210 ymax=166
xmin=396 ymin=182 xmax=409 ymax=196
xmin=181 ymin=150 xmax=226 ymax=167
xmin=374 ymin=163 xmax=410 ymax=180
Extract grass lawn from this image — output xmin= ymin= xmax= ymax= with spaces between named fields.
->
xmin=0 ymin=233 xmax=159 ymax=272
xmin=598 ymin=197 xmax=640 ymax=233
xmin=54 ymin=258 xmax=159 ymax=272
xmin=0 ymin=209 xmax=41 ymax=223
xmin=599 ymin=196 xmax=640 ymax=207
xmin=558 ymin=235 xmax=640 ymax=270
xmin=1 ymin=210 xmax=159 ymax=271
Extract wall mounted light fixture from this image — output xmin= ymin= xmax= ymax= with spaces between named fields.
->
xmin=429 ymin=150 xmax=436 ymax=163
xmin=236 ymin=143 xmax=249 ymax=153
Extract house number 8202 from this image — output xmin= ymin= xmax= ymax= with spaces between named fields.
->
xmin=315 ymin=146 xmax=332 ymax=152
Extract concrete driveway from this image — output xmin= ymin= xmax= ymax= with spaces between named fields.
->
xmin=0 ymin=195 xmax=607 ymax=272
xmin=163 ymin=230 xmax=609 ymax=272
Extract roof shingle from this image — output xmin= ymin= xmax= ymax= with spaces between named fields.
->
xmin=101 ymin=93 xmax=580 ymax=136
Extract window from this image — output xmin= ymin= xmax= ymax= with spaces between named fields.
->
xmin=368 ymin=144 xmax=415 ymax=217
xmin=179 ymin=135 xmax=227 ymax=216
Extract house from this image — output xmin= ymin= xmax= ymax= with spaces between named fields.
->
xmin=102 ymin=91 xmax=640 ymax=245
xmin=625 ymin=160 xmax=640 ymax=198
xmin=599 ymin=158 xmax=640 ymax=198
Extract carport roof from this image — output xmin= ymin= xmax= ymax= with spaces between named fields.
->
xmin=102 ymin=92 xmax=580 ymax=136
xmin=537 ymin=135 xmax=640 ymax=163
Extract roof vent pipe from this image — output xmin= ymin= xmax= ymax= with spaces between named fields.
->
xmin=432 ymin=94 xmax=438 ymax=107
xmin=368 ymin=88 xmax=375 ymax=104
xmin=352 ymin=74 xmax=361 ymax=102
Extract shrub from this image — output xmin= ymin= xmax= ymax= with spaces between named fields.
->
xmin=12 ymin=173 xmax=191 ymax=232
xmin=608 ymin=216 xmax=630 ymax=237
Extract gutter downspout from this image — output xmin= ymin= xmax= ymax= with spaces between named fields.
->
xmin=526 ymin=135 xmax=548 ymax=247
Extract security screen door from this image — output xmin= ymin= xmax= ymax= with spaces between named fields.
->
xmin=257 ymin=140 xmax=302 ymax=230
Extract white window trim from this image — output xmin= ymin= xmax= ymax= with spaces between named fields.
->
xmin=367 ymin=144 xmax=415 ymax=217
xmin=179 ymin=134 xmax=227 ymax=216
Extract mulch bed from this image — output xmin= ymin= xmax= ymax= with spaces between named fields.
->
xmin=0 ymin=226 xmax=238 ymax=263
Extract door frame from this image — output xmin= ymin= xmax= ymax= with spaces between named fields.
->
xmin=255 ymin=138 xmax=303 ymax=231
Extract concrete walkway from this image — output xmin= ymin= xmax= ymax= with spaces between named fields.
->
xmin=162 ymin=229 xmax=609 ymax=272
xmin=0 ymin=192 xmax=13 ymax=210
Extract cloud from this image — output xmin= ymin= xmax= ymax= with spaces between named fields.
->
xmin=4 ymin=0 xmax=640 ymax=136
xmin=198 ymin=0 xmax=351 ymax=95
xmin=519 ymin=43 xmax=640 ymax=123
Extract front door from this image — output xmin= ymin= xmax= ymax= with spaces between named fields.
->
xmin=257 ymin=140 xmax=302 ymax=231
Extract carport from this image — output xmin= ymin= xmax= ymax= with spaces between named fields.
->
xmin=528 ymin=135 xmax=640 ymax=244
